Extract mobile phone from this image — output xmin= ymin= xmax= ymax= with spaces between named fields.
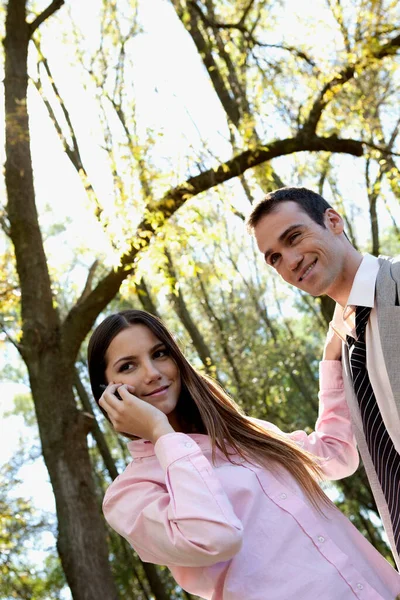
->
xmin=99 ymin=384 xmax=122 ymax=401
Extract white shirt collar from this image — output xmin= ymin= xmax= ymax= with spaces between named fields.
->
xmin=332 ymin=254 xmax=379 ymax=340
xmin=345 ymin=253 xmax=379 ymax=311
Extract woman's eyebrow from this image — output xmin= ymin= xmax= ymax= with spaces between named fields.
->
xmin=112 ymin=342 xmax=165 ymax=367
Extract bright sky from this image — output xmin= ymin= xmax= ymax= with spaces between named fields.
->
xmin=1 ymin=0 xmax=399 ymax=583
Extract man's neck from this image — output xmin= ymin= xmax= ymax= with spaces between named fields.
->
xmin=328 ymin=250 xmax=363 ymax=307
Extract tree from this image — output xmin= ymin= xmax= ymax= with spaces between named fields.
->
xmin=0 ymin=455 xmax=66 ymax=600
xmin=2 ymin=0 xmax=400 ymax=596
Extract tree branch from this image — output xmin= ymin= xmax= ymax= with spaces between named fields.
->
xmin=374 ymin=33 xmax=400 ymax=59
xmin=0 ymin=320 xmax=21 ymax=354
xmin=34 ymin=42 xmax=83 ymax=168
xmin=238 ymin=0 xmax=256 ymax=26
xmin=60 ymin=132 xmax=364 ymax=357
xmin=303 ymin=33 xmax=400 ymax=134
xmin=28 ymin=0 xmax=65 ymax=35
xmin=74 ymin=369 xmax=120 ymax=481
xmin=134 ymin=277 xmax=161 ymax=316
xmin=387 ymin=114 xmax=400 ymax=149
xmin=363 ymin=140 xmax=400 ymax=157
xmin=327 ymin=0 xmax=351 ymax=53
xmin=32 ymin=43 xmax=104 ymax=220
xmin=190 ymin=1 xmax=316 ymax=68
xmin=76 ymin=260 xmax=99 ymax=306
xmin=302 ymin=65 xmax=356 ymax=134
xmin=253 ymin=42 xmax=317 ymax=67
xmin=181 ymin=1 xmax=241 ymax=126
xmin=0 ymin=209 xmax=11 ymax=236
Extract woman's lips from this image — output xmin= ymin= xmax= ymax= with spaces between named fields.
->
xmin=143 ymin=385 xmax=170 ymax=397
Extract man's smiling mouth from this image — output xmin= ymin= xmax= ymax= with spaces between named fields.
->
xmin=299 ymin=259 xmax=317 ymax=282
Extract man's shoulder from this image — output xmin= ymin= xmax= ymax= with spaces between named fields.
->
xmin=378 ymin=255 xmax=400 ymax=276
xmin=376 ymin=255 xmax=400 ymax=300
xmin=378 ymin=254 xmax=400 ymax=264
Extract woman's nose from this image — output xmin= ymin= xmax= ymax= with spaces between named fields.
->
xmin=143 ymin=360 xmax=162 ymax=382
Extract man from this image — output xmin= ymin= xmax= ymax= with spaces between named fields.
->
xmin=247 ymin=186 xmax=400 ymax=567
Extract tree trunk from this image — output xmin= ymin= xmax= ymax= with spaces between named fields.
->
xmin=74 ymin=370 xmax=173 ymax=600
xmin=318 ymin=295 xmax=335 ymax=327
xmin=164 ymin=250 xmax=215 ymax=372
xmin=135 ymin=277 xmax=162 ymax=316
xmin=4 ymin=2 xmax=119 ymax=598
xmin=74 ymin=370 xmax=120 ymax=481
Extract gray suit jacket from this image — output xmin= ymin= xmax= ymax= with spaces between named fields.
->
xmin=342 ymin=255 xmax=400 ymax=568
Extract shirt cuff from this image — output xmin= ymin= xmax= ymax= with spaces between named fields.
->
xmin=319 ymin=360 xmax=344 ymax=389
xmin=154 ymin=432 xmax=201 ymax=472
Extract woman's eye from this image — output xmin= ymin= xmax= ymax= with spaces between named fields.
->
xmin=289 ymin=232 xmax=300 ymax=244
xmin=270 ymin=254 xmax=280 ymax=265
xmin=154 ymin=348 xmax=168 ymax=359
xmin=119 ymin=362 xmax=135 ymax=372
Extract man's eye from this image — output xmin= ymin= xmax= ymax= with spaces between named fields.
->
xmin=289 ymin=233 xmax=300 ymax=243
xmin=270 ymin=254 xmax=280 ymax=265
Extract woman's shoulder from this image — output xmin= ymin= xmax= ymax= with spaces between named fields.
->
xmin=103 ymin=453 xmax=164 ymax=504
xmin=106 ymin=441 xmax=162 ymax=487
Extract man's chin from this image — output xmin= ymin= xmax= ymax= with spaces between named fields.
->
xmin=297 ymin=281 xmax=327 ymax=298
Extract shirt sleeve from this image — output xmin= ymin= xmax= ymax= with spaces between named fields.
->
xmin=102 ymin=433 xmax=243 ymax=567
xmin=287 ymin=361 xmax=359 ymax=480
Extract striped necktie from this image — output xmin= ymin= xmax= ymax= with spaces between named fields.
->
xmin=347 ymin=305 xmax=400 ymax=554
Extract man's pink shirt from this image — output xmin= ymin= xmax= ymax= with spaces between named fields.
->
xmin=103 ymin=362 xmax=400 ymax=600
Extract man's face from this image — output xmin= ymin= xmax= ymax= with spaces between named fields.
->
xmin=253 ymin=201 xmax=346 ymax=297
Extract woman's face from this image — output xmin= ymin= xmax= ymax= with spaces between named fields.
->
xmin=104 ymin=324 xmax=181 ymax=427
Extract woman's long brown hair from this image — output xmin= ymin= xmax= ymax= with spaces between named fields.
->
xmin=88 ymin=309 xmax=330 ymax=510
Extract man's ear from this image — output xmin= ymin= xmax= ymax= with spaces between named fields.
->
xmin=324 ymin=208 xmax=344 ymax=235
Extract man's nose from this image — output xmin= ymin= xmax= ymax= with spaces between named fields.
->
xmin=286 ymin=250 xmax=303 ymax=272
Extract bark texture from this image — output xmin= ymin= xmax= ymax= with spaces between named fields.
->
xmin=4 ymin=2 xmax=119 ymax=599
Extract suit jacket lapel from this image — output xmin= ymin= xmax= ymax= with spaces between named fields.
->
xmin=376 ymin=257 xmax=400 ymax=413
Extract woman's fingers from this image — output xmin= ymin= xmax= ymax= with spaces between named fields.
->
xmin=99 ymin=383 xmax=170 ymax=439
xmin=115 ymin=384 xmax=136 ymax=397
xmin=101 ymin=385 xmax=138 ymax=422
xmin=99 ymin=383 xmax=123 ymax=414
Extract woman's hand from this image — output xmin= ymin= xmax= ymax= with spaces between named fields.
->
xmin=322 ymin=323 xmax=342 ymax=361
xmin=99 ymin=383 xmax=174 ymax=443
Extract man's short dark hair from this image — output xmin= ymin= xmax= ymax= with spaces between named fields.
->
xmin=246 ymin=187 xmax=332 ymax=231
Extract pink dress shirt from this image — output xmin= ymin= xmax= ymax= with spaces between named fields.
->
xmin=103 ymin=362 xmax=400 ymax=600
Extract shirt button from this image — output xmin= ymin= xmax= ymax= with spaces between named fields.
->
xmin=184 ymin=442 xmax=193 ymax=448
xmin=317 ymin=536 xmax=325 ymax=543
xmin=357 ymin=584 xmax=364 ymax=590
xmin=279 ymin=493 xmax=287 ymax=499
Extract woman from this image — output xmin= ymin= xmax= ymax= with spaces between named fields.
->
xmin=88 ymin=309 xmax=400 ymax=600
